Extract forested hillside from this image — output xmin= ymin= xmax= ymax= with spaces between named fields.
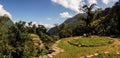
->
xmin=0 ymin=15 xmax=57 ymax=58
xmin=0 ymin=15 xmax=13 ymax=34
xmin=0 ymin=0 xmax=120 ymax=58
xmin=48 ymin=0 xmax=120 ymax=38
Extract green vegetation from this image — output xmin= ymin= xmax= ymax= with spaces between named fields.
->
xmin=94 ymin=52 xmax=120 ymax=58
xmin=0 ymin=16 xmax=55 ymax=58
xmin=49 ymin=0 xmax=120 ymax=38
xmin=68 ymin=36 xmax=111 ymax=47
xmin=0 ymin=15 xmax=13 ymax=34
xmin=0 ymin=0 xmax=120 ymax=58
xmin=53 ymin=36 xmax=120 ymax=58
xmin=30 ymin=34 xmax=40 ymax=41
xmin=30 ymin=34 xmax=50 ymax=56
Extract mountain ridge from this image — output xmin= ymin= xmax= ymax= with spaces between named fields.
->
xmin=48 ymin=13 xmax=87 ymax=35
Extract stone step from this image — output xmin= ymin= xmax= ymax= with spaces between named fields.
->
xmin=36 ymin=40 xmax=64 ymax=58
xmin=42 ymin=55 xmax=48 ymax=58
xmin=51 ymin=52 xmax=57 ymax=56
xmin=94 ymin=53 xmax=99 ymax=56
xmin=47 ymin=54 xmax=53 ymax=58
xmin=80 ymin=56 xmax=85 ymax=58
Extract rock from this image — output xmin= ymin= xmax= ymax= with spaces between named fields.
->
xmin=53 ymin=44 xmax=57 ymax=47
xmin=78 ymin=44 xmax=81 ymax=47
xmin=42 ymin=55 xmax=48 ymax=58
xmin=47 ymin=54 xmax=53 ymax=58
xmin=54 ymin=47 xmax=58 ymax=49
xmin=60 ymin=49 xmax=64 ymax=52
xmin=56 ymin=48 xmax=61 ymax=50
xmin=94 ymin=53 xmax=99 ymax=56
xmin=116 ymin=52 xmax=120 ymax=55
xmin=56 ymin=40 xmax=60 ymax=44
xmin=89 ymin=55 xmax=94 ymax=57
xmin=80 ymin=56 xmax=85 ymax=58
xmin=86 ymin=55 xmax=92 ymax=58
xmin=41 ymin=40 xmax=64 ymax=58
xmin=51 ymin=52 xmax=57 ymax=56
xmin=39 ymin=56 xmax=42 ymax=58
xmin=104 ymin=51 xmax=109 ymax=54
xmin=55 ymin=51 xmax=60 ymax=54
xmin=73 ymin=38 xmax=78 ymax=39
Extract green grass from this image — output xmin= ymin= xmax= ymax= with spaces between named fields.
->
xmin=69 ymin=36 xmax=111 ymax=46
xmin=53 ymin=36 xmax=120 ymax=58
xmin=29 ymin=34 xmax=41 ymax=47
xmin=30 ymin=34 xmax=40 ymax=41
xmin=94 ymin=52 xmax=120 ymax=58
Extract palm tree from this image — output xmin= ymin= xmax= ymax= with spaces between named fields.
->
xmin=28 ymin=22 xmax=32 ymax=27
xmin=79 ymin=4 xmax=96 ymax=36
xmin=79 ymin=4 xmax=96 ymax=26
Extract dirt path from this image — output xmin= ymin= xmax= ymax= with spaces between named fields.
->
xmin=38 ymin=40 xmax=64 ymax=58
xmin=110 ymin=38 xmax=120 ymax=52
xmin=113 ymin=39 xmax=120 ymax=45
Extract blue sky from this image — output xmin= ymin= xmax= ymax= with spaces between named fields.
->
xmin=0 ymin=0 xmax=118 ymax=28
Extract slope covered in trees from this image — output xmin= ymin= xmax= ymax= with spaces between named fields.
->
xmin=0 ymin=16 xmax=56 ymax=58
xmin=0 ymin=0 xmax=120 ymax=58
xmin=0 ymin=15 xmax=13 ymax=34
xmin=48 ymin=0 xmax=120 ymax=38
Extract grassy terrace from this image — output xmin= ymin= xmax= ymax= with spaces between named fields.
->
xmin=68 ymin=36 xmax=111 ymax=47
xmin=30 ymin=34 xmax=40 ymax=41
xmin=29 ymin=34 xmax=41 ymax=47
xmin=53 ymin=36 xmax=120 ymax=58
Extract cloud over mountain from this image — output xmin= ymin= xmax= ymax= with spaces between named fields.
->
xmin=32 ymin=21 xmax=55 ymax=29
xmin=51 ymin=0 xmax=85 ymax=13
xmin=60 ymin=12 xmax=72 ymax=18
xmin=102 ymin=0 xmax=118 ymax=5
xmin=51 ymin=0 xmax=118 ymax=13
xmin=42 ymin=24 xmax=55 ymax=29
xmin=0 ymin=4 xmax=12 ymax=18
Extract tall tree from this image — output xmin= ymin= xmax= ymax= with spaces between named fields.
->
xmin=79 ymin=4 xmax=96 ymax=26
xmin=79 ymin=4 xmax=96 ymax=35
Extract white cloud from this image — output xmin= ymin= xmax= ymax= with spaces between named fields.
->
xmin=102 ymin=0 xmax=118 ymax=5
xmin=60 ymin=12 xmax=72 ymax=18
xmin=51 ymin=0 xmax=85 ymax=13
xmin=42 ymin=24 xmax=55 ymax=29
xmin=32 ymin=22 xmax=54 ymax=29
xmin=51 ymin=0 xmax=119 ymax=13
xmin=0 ymin=4 xmax=12 ymax=18
xmin=30 ymin=21 xmax=55 ymax=29
xmin=88 ymin=0 xmax=97 ymax=5
xmin=15 ymin=20 xmax=55 ymax=29
xmin=102 ymin=0 xmax=110 ymax=4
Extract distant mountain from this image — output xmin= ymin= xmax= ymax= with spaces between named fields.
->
xmin=63 ymin=13 xmax=87 ymax=28
xmin=48 ymin=13 xmax=87 ymax=35
xmin=0 ymin=16 xmax=13 ymax=34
